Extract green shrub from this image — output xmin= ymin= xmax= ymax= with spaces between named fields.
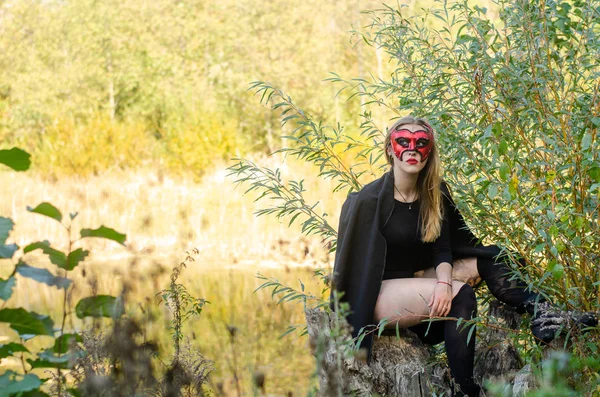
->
xmin=230 ymin=0 xmax=600 ymax=393
xmin=0 ymin=149 xmax=212 ymax=396
xmin=1 ymin=148 xmax=126 ymax=395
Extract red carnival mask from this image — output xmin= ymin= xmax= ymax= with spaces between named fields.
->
xmin=390 ymin=128 xmax=434 ymax=162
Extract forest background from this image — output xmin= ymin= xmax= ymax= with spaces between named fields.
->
xmin=0 ymin=0 xmax=393 ymax=394
xmin=1 ymin=0 xmax=599 ymax=396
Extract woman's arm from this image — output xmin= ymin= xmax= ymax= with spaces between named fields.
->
xmin=432 ymin=186 xmax=453 ymax=271
xmin=429 ymin=187 xmax=454 ymax=317
xmin=329 ymin=193 xmax=359 ymax=310
xmin=429 ymin=262 xmax=453 ymax=317
xmin=436 ymin=262 xmax=453 ymax=283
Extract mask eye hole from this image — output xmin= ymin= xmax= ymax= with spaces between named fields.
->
xmin=416 ymin=138 xmax=430 ymax=148
xmin=395 ymin=137 xmax=410 ymax=147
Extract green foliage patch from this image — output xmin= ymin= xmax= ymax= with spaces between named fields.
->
xmin=1 ymin=146 xmax=214 ymax=395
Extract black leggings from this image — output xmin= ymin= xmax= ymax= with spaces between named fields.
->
xmin=476 ymin=255 xmax=539 ymax=313
xmin=409 ymin=284 xmax=480 ymax=397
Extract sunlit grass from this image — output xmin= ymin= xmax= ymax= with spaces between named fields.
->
xmin=0 ymin=154 xmax=346 ymax=266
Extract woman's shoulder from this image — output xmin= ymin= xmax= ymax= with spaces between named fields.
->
xmin=440 ymin=179 xmax=451 ymax=194
xmin=340 ymin=172 xmax=390 ymax=209
xmin=439 ymin=179 xmax=458 ymax=207
xmin=356 ymin=171 xmax=391 ymax=198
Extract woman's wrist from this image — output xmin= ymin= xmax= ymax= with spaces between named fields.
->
xmin=437 ymin=280 xmax=452 ymax=287
xmin=435 ymin=262 xmax=453 ymax=285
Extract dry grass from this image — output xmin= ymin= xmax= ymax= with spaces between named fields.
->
xmin=0 ymin=153 xmax=345 ymax=266
xmin=0 ymin=155 xmax=346 ymax=395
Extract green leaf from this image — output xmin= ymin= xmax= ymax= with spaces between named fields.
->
xmin=27 ymin=348 xmax=84 ymax=369
xmin=20 ymin=390 xmax=51 ymax=397
xmin=0 ymin=372 xmax=42 ymax=397
xmin=589 ymin=166 xmax=600 ymax=183
xmin=466 ymin=323 xmax=476 ymax=345
xmin=492 ymin=122 xmax=502 ymax=137
xmin=508 ymin=175 xmax=519 ymax=197
xmin=0 ymin=308 xmax=55 ymax=337
xmin=0 ymin=342 xmax=29 ymax=360
xmin=0 ymin=276 xmax=16 ymax=301
xmin=75 ymin=295 xmax=124 ymax=319
xmin=26 ymin=358 xmax=70 ymax=370
xmin=552 ymin=263 xmax=564 ymax=280
xmin=80 ymin=226 xmax=126 ymax=245
xmin=0 ymin=217 xmax=15 ymax=244
xmin=0 ymin=147 xmax=31 ymax=171
xmin=377 ymin=318 xmax=388 ymax=337
xmin=581 ymin=133 xmax=592 ymax=150
xmin=278 ymin=326 xmax=298 ymax=339
xmin=499 ymin=164 xmax=510 ymax=181
xmin=53 ymin=333 xmax=82 ymax=354
xmin=67 ymin=248 xmax=89 ymax=270
xmin=0 ymin=217 xmax=17 ymax=259
xmin=16 ymin=262 xmax=72 ymax=289
xmin=23 ymin=241 xmax=68 ymax=269
xmin=27 ymin=202 xmax=63 ymax=223
xmin=0 ymin=243 xmax=18 ymax=259
xmin=498 ymin=139 xmax=508 ymax=155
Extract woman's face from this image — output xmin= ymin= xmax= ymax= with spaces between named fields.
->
xmin=388 ymin=123 xmax=433 ymax=174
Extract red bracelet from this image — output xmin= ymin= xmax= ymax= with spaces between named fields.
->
xmin=437 ymin=281 xmax=452 ymax=287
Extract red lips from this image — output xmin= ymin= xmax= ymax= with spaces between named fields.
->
xmin=406 ymin=159 xmax=419 ymax=165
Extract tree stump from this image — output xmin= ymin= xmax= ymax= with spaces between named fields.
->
xmin=305 ymin=307 xmax=448 ymax=396
xmin=474 ymin=300 xmax=524 ymax=383
xmin=305 ymin=300 xmax=530 ymax=397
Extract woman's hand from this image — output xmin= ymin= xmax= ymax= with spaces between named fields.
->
xmin=429 ymin=281 xmax=453 ymax=317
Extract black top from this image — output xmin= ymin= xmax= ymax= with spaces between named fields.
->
xmin=381 ymin=198 xmax=453 ymax=280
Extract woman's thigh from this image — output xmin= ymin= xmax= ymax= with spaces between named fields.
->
xmin=414 ymin=257 xmax=481 ymax=286
xmin=374 ymin=278 xmax=466 ymax=328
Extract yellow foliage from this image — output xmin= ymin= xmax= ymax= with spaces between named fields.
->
xmin=18 ymin=112 xmax=239 ymax=177
xmin=160 ymin=112 xmax=238 ymax=177
xmin=36 ymin=115 xmax=154 ymax=176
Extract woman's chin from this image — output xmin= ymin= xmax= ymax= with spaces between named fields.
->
xmin=396 ymin=164 xmax=425 ymax=174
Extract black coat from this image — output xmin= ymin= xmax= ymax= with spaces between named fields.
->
xmin=330 ymin=171 xmax=500 ymax=360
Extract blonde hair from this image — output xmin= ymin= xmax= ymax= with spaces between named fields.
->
xmin=384 ymin=116 xmax=443 ymax=243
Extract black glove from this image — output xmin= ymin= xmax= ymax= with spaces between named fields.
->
xmin=528 ymin=301 xmax=598 ymax=344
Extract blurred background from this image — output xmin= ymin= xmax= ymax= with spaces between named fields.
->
xmin=0 ymin=0 xmax=401 ymax=394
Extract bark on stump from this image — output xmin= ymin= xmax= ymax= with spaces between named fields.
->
xmin=305 ymin=300 xmax=528 ymax=397
xmin=474 ymin=300 xmax=524 ymax=383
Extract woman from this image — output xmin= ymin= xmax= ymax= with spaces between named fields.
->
xmin=330 ymin=116 xmax=572 ymax=396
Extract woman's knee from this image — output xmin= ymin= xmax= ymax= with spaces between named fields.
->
xmin=451 ymin=281 xmax=466 ymax=298
xmin=374 ymin=278 xmax=438 ymax=326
